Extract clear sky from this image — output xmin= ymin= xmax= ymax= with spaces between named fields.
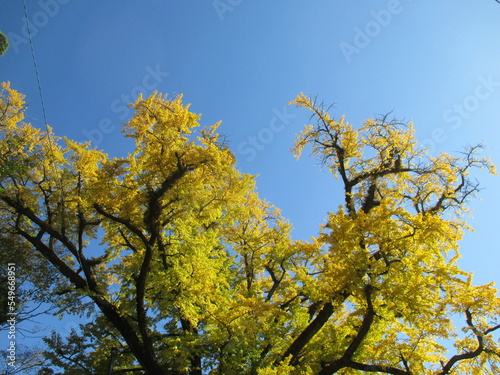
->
xmin=1 ymin=0 xmax=500 ymax=349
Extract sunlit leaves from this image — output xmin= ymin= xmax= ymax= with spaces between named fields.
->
xmin=0 ymin=85 xmax=498 ymax=374
xmin=275 ymin=93 xmax=500 ymax=374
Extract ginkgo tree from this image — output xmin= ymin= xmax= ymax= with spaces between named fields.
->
xmin=0 ymin=83 xmax=499 ymax=375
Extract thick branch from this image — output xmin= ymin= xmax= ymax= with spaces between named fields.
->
xmin=1 ymin=195 xmax=79 ymax=256
xmin=180 ymin=318 xmax=202 ymax=375
xmin=346 ymin=360 xmax=410 ymax=375
xmin=343 ymin=285 xmax=376 ymax=359
xmin=93 ymin=203 xmax=149 ymax=246
xmin=0 ymin=197 xmax=169 ymax=373
xmin=14 ymin=220 xmax=166 ymax=374
xmin=437 ymin=309 xmax=493 ymax=375
xmin=94 ymin=205 xmax=158 ymax=366
xmin=144 ymin=153 xmax=201 ymax=244
xmin=264 ymin=264 xmax=285 ymax=302
xmin=135 ymin=236 xmax=156 ymax=359
xmin=318 ymin=285 xmax=377 ymax=375
xmin=278 ymin=302 xmax=335 ymax=366
xmin=15 ymin=226 xmax=87 ymax=290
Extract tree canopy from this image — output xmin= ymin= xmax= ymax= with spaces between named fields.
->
xmin=0 ymin=83 xmax=499 ymax=374
xmin=0 ymin=32 xmax=9 ymax=56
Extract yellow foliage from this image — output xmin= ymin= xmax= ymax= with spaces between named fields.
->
xmin=0 ymin=85 xmax=498 ymax=374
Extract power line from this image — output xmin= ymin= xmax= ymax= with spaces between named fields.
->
xmin=22 ymin=0 xmax=92 ymax=292
xmin=23 ymin=0 xmax=49 ymax=128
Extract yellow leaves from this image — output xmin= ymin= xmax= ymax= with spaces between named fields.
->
xmin=0 ymin=82 xmax=25 ymax=129
xmin=64 ymin=138 xmax=107 ymax=180
xmin=288 ymin=93 xmax=497 ymax=223
xmin=124 ymin=92 xmax=200 ymax=144
xmin=288 ymin=94 xmax=361 ymax=167
xmin=291 ymin=124 xmax=315 ymax=160
xmin=485 ymin=161 xmax=497 ymax=175
xmin=451 ymin=279 xmax=500 ymax=318
xmin=360 ymin=118 xmax=417 ymax=159
xmin=257 ymin=358 xmax=296 ymax=375
xmin=338 ymin=117 xmax=362 ymax=160
xmin=288 ymin=92 xmax=312 ymax=111
xmin=1 ymin=84 xmax=498 ymax=374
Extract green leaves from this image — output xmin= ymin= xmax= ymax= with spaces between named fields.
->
xmin=0 ymin=31 xmax=9 ymax=56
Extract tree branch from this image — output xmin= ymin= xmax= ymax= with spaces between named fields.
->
xmin=277 ymin=302 xmax=335 ymax=366
xmin=437 ymin=308 xmax=495 ymax=375
xmin=317 ymin=285 xmax=378 ymax=375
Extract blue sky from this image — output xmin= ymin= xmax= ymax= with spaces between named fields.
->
xmin=1 ymin=0 xmax=500 ymax=349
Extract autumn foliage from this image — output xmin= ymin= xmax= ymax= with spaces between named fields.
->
xmin=0 ymin=83 xmax=499 ymax=374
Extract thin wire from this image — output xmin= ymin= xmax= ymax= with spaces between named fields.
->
xmin=23 ymin=0 xmax=49 ymax=129
xmin=23 ymin=0 xmax=91 ymax=291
